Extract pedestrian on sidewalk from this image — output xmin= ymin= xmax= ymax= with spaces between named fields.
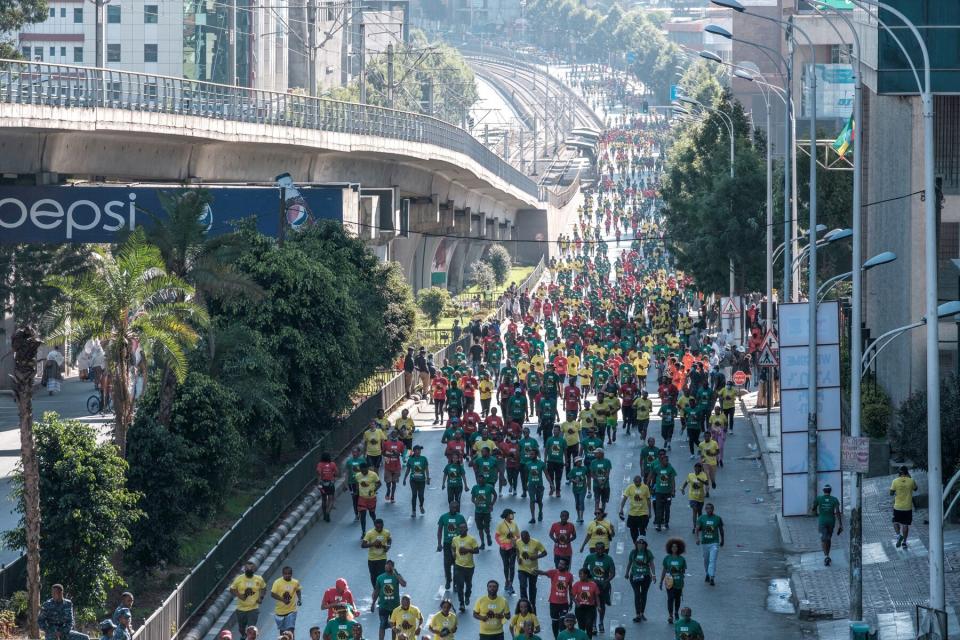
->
xmin=695 ymin=503 xmax=724 ymax=585
xmin=890 ymin=465 xmax=918 ymax=549
xmin=403 ymin=347 xmax=415 ymax=398
xmin=812 ymin=484 xmax=842 ymax=566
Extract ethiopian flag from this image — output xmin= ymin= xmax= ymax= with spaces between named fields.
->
xmin=816 ymin=0 xmax=854 ymax=8
xmin=832 ymin=114 xmax=855 ymax=157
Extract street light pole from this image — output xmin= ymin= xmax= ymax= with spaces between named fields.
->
xmin=807 ymin=2 xmax=863 ymax=621
xmin=843 ymin=0 xmax=942 ymax=618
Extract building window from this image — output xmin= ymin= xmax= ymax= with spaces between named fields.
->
xmin=143 ymin=44 xmax=158 ymax=62
xmin=144 ymin=5 xmax=158 ymax=23
xmin=60 ymin=46 xmax=66 ymax=57
xmin=60 ymin=8 xmax=66 ymax=17
xmin=830 ymin=44 xmax=852 ymax=64
xmin=49 ymin=8 xmax=55 ymax=18
xmin=107 ymin=5 xmax=120 ymax=23
xmin=73 ymin=46 xmax=83 ymax=62
xmin=49 ymin=46 xmax=56 ymax=57
xmin=941 ymin=222 xmax=960 ymax=261
xmin=107 ymin=43 xmax=121 ymax=62
xmin=34 ymin=47 xmax=43 ymax=61
xmin=144 ymin=83 xmax=158 ymax=101
xmin=21 ymin=46 xmax=30 ymax=58
xmin=73 ymin=7 xmax=83 ymax=23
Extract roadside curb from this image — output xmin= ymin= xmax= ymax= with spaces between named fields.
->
xmin=740 ymin=396 xmax=777 ymax=493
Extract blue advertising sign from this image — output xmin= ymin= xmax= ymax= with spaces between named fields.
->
xmin=0 ymin=183 xmax=346 ymax=243
xmin=670 ymin=84 xmax=679 ymax=101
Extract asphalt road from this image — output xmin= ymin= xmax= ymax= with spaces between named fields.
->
xmin=254 ymin=373 xmax=803 ymax=640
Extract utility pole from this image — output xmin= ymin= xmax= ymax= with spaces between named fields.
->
xmin=386 ymin=43 xmax=395 ymax=109
xmin=90 ymin=0 xmax=109 ymax=68
xmin=358 ymin=21 xmax=366 ymax=103
xmin=427 ymin=77 xmax=435 ymax=116
xmin=532 ymin=115 xmax=538 ymax=175
xmin=307 ymin=0 xmax=317 ymax=96
xmin=227 ymin=0 xmax=237 ymax=85
xmin=519 ymin=128 xmax=525 ymax=173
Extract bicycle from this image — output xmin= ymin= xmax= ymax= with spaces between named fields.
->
xmin=86 ymin=393 xmax=112 ymax=415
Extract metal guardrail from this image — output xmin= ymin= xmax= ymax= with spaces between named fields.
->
xmin=0 ymin=58 xmax=541 ymax=202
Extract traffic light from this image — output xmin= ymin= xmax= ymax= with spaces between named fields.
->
xmin=642 ymin=100 xmax=649 ymax=114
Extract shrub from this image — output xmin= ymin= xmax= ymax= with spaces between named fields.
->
xmin=417 ymin=287 xmax=451 ymax=327
xmin=861 ymin=386 xmax=892 ymax=439
xmin=485 ymin=244 xmax=512 ymax=287
xmin=3 ymin=413 xmax=141 ymax=614
xmin=468 ymin=260 xmax=495 ymax=293
xmin=890 ymin=373 xmax=960 ymax=476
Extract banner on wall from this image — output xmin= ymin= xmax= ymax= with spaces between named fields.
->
xmin=0 ymin=181 xmax=346 ymax=244
xmin=431 ymin=238 xmax=455 ymax=286
xmin=802 ymin=64 xmax=855 ymax=119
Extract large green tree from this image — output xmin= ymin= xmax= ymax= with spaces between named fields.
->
xmin=143 ymin=189 xmax=263 ymax=426
xmin=0 ymin=243 xmax=88 ymax=636
xmin=48 ymin=230 xmax=207 ymax=456
xmin=0 ymin=0 xmax=48 ymax=58
xmin=3 ymin=413 xmax=142 ymax=616
xmin=207 ymin=221 xmax=415 ymax=445
xmin=659 ymin=89 xmax=770 ymax=293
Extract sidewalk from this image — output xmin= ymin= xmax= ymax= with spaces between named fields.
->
xmin=740 ymin=391 xmax=960 ymax=639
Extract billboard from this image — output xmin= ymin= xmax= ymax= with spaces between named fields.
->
xmin=802 ymin=64 xmax=855 ymax=119
xmin=0 ymin=183 xmax=346 ymax=243
xmin=778 ymin=301 xmax=843 ymax=516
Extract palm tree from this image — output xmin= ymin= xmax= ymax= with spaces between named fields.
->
xmin=143 ymin=189 xmax=263 ymax=425
xmin=0 ymin=243 xmax=89 ymax=637
xmin=48 ymin=230 xmax=207 ymax=457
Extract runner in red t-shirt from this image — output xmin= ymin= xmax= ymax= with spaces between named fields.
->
xmin=537 ymin=560 xmax=575 ymax=638
xmin=499 ymin=435 xmax=521 ymax=494
xmin=563 ymin=383 xmax=582 ymax=420
xmin=316 ymin=453 xmax=338 ymax=522
xmin=460 ymin=373 xmax=479 ymax=412
xmin=485 ymin=409 xmax=505 ymax=437
xmin=320 ymin=579 xmax=355 ymax=620
xmin=572 ymin=568 xmax=600 ymax=631
xmin=382 ymin=431 xmax=405 ymax=504
xmin=431 ymin=374 xmax=449 ymax=424
xmin=548 ymin=511 xmax=578 ymax=567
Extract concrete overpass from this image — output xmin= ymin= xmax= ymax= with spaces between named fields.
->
xmin=0 ymin=59 xmax=578 ymax=290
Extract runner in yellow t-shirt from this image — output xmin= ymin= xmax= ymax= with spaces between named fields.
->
xmin=890 ymin=466 xmax=919 ymax=548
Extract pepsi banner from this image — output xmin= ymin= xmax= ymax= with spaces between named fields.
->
xmin=0 ymin=183 xmax=346 ymax=243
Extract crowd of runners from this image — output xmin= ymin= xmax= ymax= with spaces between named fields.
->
xmin=223 ymin=105 xmax=745 ymax=640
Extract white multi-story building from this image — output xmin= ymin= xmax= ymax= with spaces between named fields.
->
xmin=15 ymin=1 xmax=287 ymax=92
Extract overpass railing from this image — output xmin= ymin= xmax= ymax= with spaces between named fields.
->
xmin=0 ymin=58 xmax=541 ymax=201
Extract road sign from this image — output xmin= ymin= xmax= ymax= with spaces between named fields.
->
xmin=841 ymin=436 xmax=870 ymax=473
xmin=722 ymin=298 xmax=740 ymax=316
xmin=732 ymin=371 xmax=747 ymax=386
xmin=756 ymin=344 xmax=779 ymax=367
xmin=761 ymin=329 xmax=779 ymax=350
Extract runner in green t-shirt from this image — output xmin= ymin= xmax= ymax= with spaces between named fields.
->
xmin=524 ymin=451 xmax=547 ymax=523
xmin=471 ymin=477 xmax=497 ymax=548
xmin=544 ymin=426 xmax=567 ymax=496
xmin=567 ymin=457 xmax=589 ymax=523
xmin=695 ymin=503 xmax=725 ymax=584
xmin=589 ymin=449 xmax=613 ymax=511
xmin=811 ymin=485 xmax=842 ymax=566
